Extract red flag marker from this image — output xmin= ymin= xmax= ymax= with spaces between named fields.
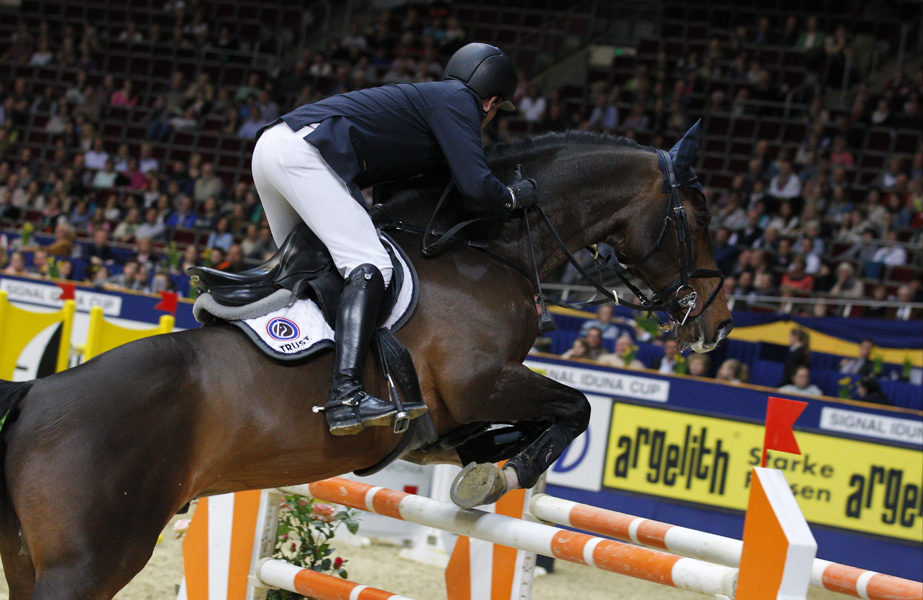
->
xmin=761 ymin=396 xmax=808 ymax=467
xmin=56 ymin=282 xmax=76 ymax=301
xmin=154 ymin=291 xmax=178 ymax=315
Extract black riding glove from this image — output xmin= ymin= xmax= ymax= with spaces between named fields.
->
xmin=504 ymin=164 xmax=537 ymax=211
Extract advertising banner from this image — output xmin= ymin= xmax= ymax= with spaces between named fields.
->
xmin=602 ymin=403 xmax=923 ymax=542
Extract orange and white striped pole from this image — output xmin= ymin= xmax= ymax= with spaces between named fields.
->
xmin=528 ymin=494 xmax=923 ymax=600
xmin=444 ymin=471 xmax=543 ymax=600
xmin=295 ymin=477 xmax=738 ymax=597
xmin=257 ymin=558 xmax=416 ymax=600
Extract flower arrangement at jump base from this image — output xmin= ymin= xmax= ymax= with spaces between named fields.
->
xmin=268 ymin=495 xmax=361 ymax=600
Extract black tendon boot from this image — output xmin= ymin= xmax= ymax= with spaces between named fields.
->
xmin=322 ymin=264 xmax=426 ymax=435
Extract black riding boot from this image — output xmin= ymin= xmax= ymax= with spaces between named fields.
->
xmin=322 ymin=264 xmax=425 ymax=435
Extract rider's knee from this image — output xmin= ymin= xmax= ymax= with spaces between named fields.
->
xmin=349 ymin=263 xmax=392 ymax=288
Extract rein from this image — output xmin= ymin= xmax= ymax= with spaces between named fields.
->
xmin=378 ymin=148 xmax=724 ymax=332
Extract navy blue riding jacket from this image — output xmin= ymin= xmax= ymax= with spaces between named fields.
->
xmin=274 ymin=80 xmax=511 ymax=209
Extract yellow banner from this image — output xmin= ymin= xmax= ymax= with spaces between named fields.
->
xmin=602 ymin=404 xmax=923 ymax=542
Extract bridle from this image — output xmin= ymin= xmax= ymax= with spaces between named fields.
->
xmin=533 ymin=149 xmax=725 ymax=332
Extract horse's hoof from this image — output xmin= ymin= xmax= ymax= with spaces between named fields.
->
xmin=450 ymin=462 xmax=508 ymax=509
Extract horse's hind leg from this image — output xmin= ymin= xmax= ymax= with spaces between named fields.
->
xmin=449 ymin=364 xmax=590 ymax=507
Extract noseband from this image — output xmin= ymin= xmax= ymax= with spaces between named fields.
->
xmin=535 ymin=149 xmax=724 ymax=331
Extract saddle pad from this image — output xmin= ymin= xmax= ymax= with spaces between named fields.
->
xmin=224 ymin=236 xmax=417 ymax=361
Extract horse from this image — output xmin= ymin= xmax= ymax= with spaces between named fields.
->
xmin=0 ymin=124 xmax=732 ymax=599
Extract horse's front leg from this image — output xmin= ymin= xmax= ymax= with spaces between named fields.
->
xmin=449 ymin=363 xmax=590 ymax=508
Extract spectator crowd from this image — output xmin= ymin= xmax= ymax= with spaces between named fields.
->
xmin=0 ymin=1 xmax=919 ymax=314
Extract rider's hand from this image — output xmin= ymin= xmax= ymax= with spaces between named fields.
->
xmin=505 ymin=164 xmax=538 ymax=211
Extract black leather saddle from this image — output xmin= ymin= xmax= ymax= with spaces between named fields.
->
xmin=187 ymin=223 xmax=404 ymax=327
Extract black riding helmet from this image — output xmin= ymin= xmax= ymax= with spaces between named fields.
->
xmin=442 ymin=42 xmax=517 ymax=112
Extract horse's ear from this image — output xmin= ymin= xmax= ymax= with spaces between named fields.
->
xmin=668 ymin=119 xmax=702 ymax=174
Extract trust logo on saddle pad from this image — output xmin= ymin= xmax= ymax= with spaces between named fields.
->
xmin=266 ymin=317 xmax=300 ymax=341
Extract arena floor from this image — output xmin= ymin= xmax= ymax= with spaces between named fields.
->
xmin=0 ymin=512 xmax=845 ymax=599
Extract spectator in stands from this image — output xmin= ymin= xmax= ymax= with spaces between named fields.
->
xmin=236 ymin=73 xmax=262 ymax=103
xmin=586 ymin=90 xmax=618 ymax=131
xmin=145 ymin=96 xmax=173 ymax=142
xmin=29 ymin=85 xmax=57 ymax=116
xmin=598 ymin=334 xmax=644 ymax=369
xmin=829 ymin=262 xmax=863 ymax=298
xmin=782 ymin=328 xmax=811 ymax=385
xmin=518 ymin=83 xmax=547 ymax=124
xmin=871 ymin=230 xmax=908 ymax=267
xmin=193 ymin=196 xmax=219 ymax=230
xmin=889 ymin=285 xmax=921 ymax=321
xmin=133 ymin=236 xmax=159 ymax=272
xmin=237 ymin=107 xmax=264 ymax=139
xmin=206 ymin=216 xmax=233 ymax=252
xmin=687 ymin=354 xmax=711 ymax=377
xmin=828 ymin=136 xmax=854 ymax=169
xmin=166 ymin=195 xmax=196 ymax=229
xmin=126 ymin=263 xmax=151 ymax=292
xmin=861 ymin=284 xmax=890 ymax=319
xmin=84 ymin=138 xmax=109 ymax=171
xmin=651 ymin=338 xmax=681 ymax=374
xmin=113 ymin=207 xmax=142 ymax=242
xmin=797 ymin=16 xmax=825 ymax=50
xmin=713 ymin=227 xmax=738 ymax=274
xmin=83 ymin=228 xmax=116 ymax=266
xmin=856 ymin=376 xmax=889 ymax=405
xmin=716 ymin=358 xmax=749 ymax=384
xmin=135 ymin=207 xmax=166 ymax=241
xmin=258 ymin=90 xmax=280 ymax=123
xmin=716 ymin=192 xmax=748 ymax=231
xmin=193 ymin=162 xmax=223 ymax=203
xmin=734 ymin=209 xmax=765 ymax=247
xmin=110 ymin=80 xmax=138 ymax=108
xmin=770 ymin=201 xmax=802 ymax=237
xmin=91 ymin=159 xmax=118 ymax=189
xmin=580 ymin=303 xmax=628 ymax=341
xmin=778 ymin=16 xmax=800 ymax=47
xmin=840 ymin=338 xmax=876 ymax=376
xmin=169 ymin=106 xmax=200 ymax=132
xmin=581 ymin=326 xmax=606 ymax=361
xmin=620 ymin=104 xmax=649 ymax=131
xmin=138 ymin=143 xmax=159 ymax=174
xmin=871 ymin=156 xmax=904 ymax=192
xmin=780 ymin=255 xmax=815 ymax=294
xmin=749 ymin=16 xmax=776 ymax=46
xmin=779 ymin=365 xmax=822 ymax=396
xmin=3 ymin=250 xmax=27 ymax=276
xmin=28 ymin=249 xmax=50 ymax=277
xmin=796 ymin=238 xmax=821 ymax=273
xmin=45 ymin=222 xmax=75 ymax=257
xmin=104 ymin=259 xmax=137 ymax=289
xmin=768 ymin=161 xmax=802 ymax=199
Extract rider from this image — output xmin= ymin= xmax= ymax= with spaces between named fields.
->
xmin=251 ymin=42 xmax=538 ymax=436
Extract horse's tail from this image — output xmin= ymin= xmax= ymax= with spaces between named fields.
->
xmin=0 ymin=379 xmax=33 ymax=433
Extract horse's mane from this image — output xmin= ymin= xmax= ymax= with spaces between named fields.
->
xmin=379 ymin=130 xmax=659 ymax=224
xmin=485 ymin=130 xmax=657 ymax=163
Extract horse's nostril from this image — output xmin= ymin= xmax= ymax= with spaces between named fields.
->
xmin=716 ymin=319 xmax=734 ymax=341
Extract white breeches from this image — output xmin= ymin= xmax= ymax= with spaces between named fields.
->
xmin=251 ymin=122 xmax=393 ymax=286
